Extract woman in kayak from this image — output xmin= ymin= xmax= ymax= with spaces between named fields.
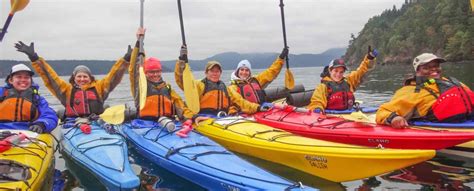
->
xmin=227 ymin=48 xmax=288 ymax=110
xmin=129 ymin=28 xmax=196 ymax=124
xmin=175 ymin=46 xmax=271 ymax=116
xmin=376 ymin=53 xmax=474 ymax=128
xmin=15 ymin=41 xmax=131 ymax=118
xmin=0 ymin=64 xmax=57 ymax=133
xmin=306 ymin=46 xmax=377 ymax=113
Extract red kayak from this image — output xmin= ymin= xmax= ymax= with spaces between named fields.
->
xmin=253 ymin=106 xmax=474 ymax=150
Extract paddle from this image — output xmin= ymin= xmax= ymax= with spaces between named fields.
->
xmin=0 ymin=0 xmax=30 ymax=42
xmin=137 ymin=0 xmax=147 ymax=110
xmin=99 ymin=105 xmax=126 ymax=125
xmin=278 ymin=0 xmax=294 ymax=90
xmin=178 ymin=0 xmax=200 ymax=113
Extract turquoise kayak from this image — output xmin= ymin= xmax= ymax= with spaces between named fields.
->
xmin=61 ymin=120 xmax=139 ymax=190
xmin=119 ymin=119 xmax=314 ymax=191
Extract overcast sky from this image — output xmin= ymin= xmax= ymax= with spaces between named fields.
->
xmin=1 ymin=0 xmax=404 ymax=61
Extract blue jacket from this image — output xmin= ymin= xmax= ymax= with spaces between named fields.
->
xmin=0 ymin=83 xmax=58 ymax=133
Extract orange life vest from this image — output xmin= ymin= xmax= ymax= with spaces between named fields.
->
xmin=65 ymin=87 xmax=104 ymax=117
xmin=323 ymin=80 xmax=355 ymax=110
xmin=200 ymin=79 xmax=230 ymax=115
xmin=233 ymin=78 xmax=266 ymax=104
xmin=0 ymin=88 xmax=39 ymax=122
xmin=139 ymin=82 xmax=174 ymax=120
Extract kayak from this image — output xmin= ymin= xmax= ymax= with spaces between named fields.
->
xmin=60 ymin=119 xmax=139 ymax=190
xmin=253 ymin=106 xmax=474 ymax=150
xmin=119 ymin=119 xmax=314 ymax=190
xmin=195 ymin=116 xmax=435 ymax=182
xmin=330 ymin=111 xmax=474 ymax=156
xmin=0 ymin=127 xmax=54 ymax=191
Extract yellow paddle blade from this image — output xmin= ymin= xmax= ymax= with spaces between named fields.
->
xmin=10 ymin=0 xmax=29 ymax=13
xmin=183 ymin=63 xmax=200 ymax=114
xmin=284 ymin=69 xmax=295 ymax=90
xmin=138 ymin=66 xmax=147 ymax=110
xmin=348 ymin=111 xmax=370 ymax=122
xmin=100 ymin=105 xmax=126 ymax=125
xmin=471 ymin=0 xmax=474 ymax=12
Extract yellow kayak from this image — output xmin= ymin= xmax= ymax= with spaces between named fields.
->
xmin=0 ymin=130 xmax=55 ymax=190
xmin=195 ymin=117 xmax=435 ymax=182
xmin=334 ymin=112 xmax=474 ymax=153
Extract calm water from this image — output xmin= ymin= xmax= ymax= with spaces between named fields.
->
xmin=13 ymin=62 xmax=474 ymax=190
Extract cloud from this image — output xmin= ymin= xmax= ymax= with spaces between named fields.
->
xmin=0 ymin=0 xmax=404 ymax=61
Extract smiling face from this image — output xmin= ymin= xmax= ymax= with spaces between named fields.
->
xmin=145 ymin=69 xmax=162 ymax=83
xmin=329 ymin=67 xmax=345 ymax=82
xmin=237 ymin=67 xmax=251 ymax=79
xmin=206 ymin=66 xmax=222 ymax=83
xmin=8 ymin=71 xmax=32 ymax=92
xmin=416 ymin=61 xmax=442 ymax=79
xmin=74 ymin=72 xmax=92 ymax=87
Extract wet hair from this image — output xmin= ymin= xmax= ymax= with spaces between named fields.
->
xmin=68 ymin=73 xmax=96 ymax=85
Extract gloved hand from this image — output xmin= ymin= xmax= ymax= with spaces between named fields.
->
xmin=29 ymin=123 xmax=45 ymax=134
xmin=366 ymin=45 xmax=378 ymax=60
xmin=279 ymin=47 xmax=289 ymax=59
xmin=123 ymin=45 xmax=132 ymax=62
xmin=15 ymin=41 xmax=39 ymax=62
xmin=179 ymin=45 xmax=188 ymax=63
xmin=258 ymin=102 xmax=274 ymax=112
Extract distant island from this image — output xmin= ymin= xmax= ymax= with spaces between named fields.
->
xmin=0 ymin=47 xmax=346 ymax=77
xmin=344 ymin=0 xmax=473 ymax=65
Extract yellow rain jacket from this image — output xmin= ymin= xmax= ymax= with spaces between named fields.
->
xmin=375 ymin=77 xmax=472 ymax=125
xmin=307 ymin=56 xmax=375 ymax=111
xmin=31 ymin=57 xmax=128 ymax=112
xmin=174 ymin=60 xmax=259 ymax=114
xmin=129 ymin=47 xmax=194 ymax=119
xmin=228 ymin=57 xmax=284 ymax=107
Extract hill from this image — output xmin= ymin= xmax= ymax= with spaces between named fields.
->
xmin=344 ymin=0 xmax=473 ymax=65
xmin=0 ymin=48 xmax=346 ymax=77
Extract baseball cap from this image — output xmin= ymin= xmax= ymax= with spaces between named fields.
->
xmin=413 ymin=53 xmax=446 ymax=71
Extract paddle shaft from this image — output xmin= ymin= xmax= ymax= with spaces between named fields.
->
xmin=139 ymin=0 xmax=145 ymax=52
xmin=177 ymin=0 xmax=186 ymax=46
xmin=0 ymin=14 xmax=14 ymax=42
xmin=279 ymin=0 xmax=289 ymax=69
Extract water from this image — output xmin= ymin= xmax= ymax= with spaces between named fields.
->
xmin=11 ymin=62 xmax=474 ymax=190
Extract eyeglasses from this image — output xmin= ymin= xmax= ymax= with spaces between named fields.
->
xmin=146 ymin=70 xmax=162 ymax=74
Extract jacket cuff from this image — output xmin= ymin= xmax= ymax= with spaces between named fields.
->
xmin=386 ymin=112 xmax=399 ymax=125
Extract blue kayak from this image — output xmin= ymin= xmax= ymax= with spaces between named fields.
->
xmin=119 ymin=119 xmax=314 ymax=191
xmin=61 ymin=120 xmax=140 ymax=190
xmin=411 ymin=119 xmax=474 ymax=128
xmin=324 ymin=107 xmax=378 ymax=114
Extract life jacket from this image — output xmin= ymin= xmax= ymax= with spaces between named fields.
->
xmin=200 ymin=79 xmax=230 ymax=115
xmin=139 ymin=82 xmax=175 ymax=120
xmin=418 ymin=77 xmax=474 ymax=122
xmin=0 ymin=87 xmax=39 ymax=122
xmin=232 ymin=78 xmax=266 ymax=104
xmin=65 ymin=87 xmax=104 ymax=117
xmin=322 ymin=80 xmax=355 ymax=110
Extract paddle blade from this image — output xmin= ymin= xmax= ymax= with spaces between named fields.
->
xmin=284 ymin=69 xmax=294 ymax=90
xmin=349 ymin=111 xmax=370 ymax=122
xmin=183 ymin=63 xmax=200 ymax=113
xmin=10 ymin=0 xmax=29 ymax=13
xmin=100 ymin=105 xmax=126 ymax=125
xmin=138 ymin=66 xmax=147 ymax=110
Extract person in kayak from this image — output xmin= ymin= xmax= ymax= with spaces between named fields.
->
xmin=376 ymin=53 xmax=474 ymax=128
xmin=306 ymin=46 xmax=378 ymax=113
xmin=0 ymin=64 xmax=58 ymax=133
xmin=175 ymin=46 xmax=271 ymax=116
xmin=129 ymin=28 xmax=196 ymax=123
xmin=15 ymin=41 xmax=131 ymax=118
xmin=227 ymin=48 xmax=288 ymax=111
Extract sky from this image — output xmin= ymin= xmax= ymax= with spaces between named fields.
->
xmin=0 ymin=0 xmax=404 ymax=61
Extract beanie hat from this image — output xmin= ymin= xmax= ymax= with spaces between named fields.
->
xmin=73 ymin=65 xmax=92 ymax=77
xmin=144 ymin=57 xmax=162 ymax=72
